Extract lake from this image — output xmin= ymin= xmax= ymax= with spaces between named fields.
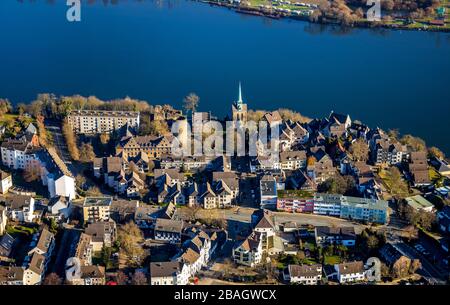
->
xmin=0 ymin=0 xmax=449 ymax=153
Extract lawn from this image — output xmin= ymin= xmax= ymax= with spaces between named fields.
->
xmin=324 ymin=255 xmax=341 ymax=265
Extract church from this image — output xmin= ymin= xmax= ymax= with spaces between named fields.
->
xmin=231 ymin=82 xmax=248 ymax=122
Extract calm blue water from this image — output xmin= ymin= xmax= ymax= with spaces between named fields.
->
xmin=1 ymin=0 xmax=449 ymax=152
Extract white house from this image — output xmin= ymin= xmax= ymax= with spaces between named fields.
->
xmin=150 ymin=261 xmax=189 ymax=285
xmin=284 ymin=264 xmax=323 ymax=285
xmin=24 ymin=229 xmax=55 ymax=285
xmin=334 ymin=261 xmax=366 ymax=284
xmin=5 ymin=195 xmax=35 ymax=223
xmin=47 ymin=196 xmax=71 ymax=221
xmin=0 ymin=138 xmax=40 ymax=170
xmin=37 ymin=148 xmax=76 ymax=200
xmin=233 ymin=232 xmax=263 ymax=267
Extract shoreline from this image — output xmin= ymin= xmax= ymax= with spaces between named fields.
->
xmin=197 ymin=0 xmax=450 ymax=33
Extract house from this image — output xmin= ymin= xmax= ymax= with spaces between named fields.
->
xmin=4 ymin=195 xmax=35 ymax=223
xmin=47 ymin=196 xmax=71 ymax=221
xmin=85 ymin=221 xmax=117 ymax=252
xmin=0 ymin=137 xmax=41 ymax=170
xmin=73 ymin=233 xmax=93 ymax=266
xmin=109 ymin=199 xmax=140 ymax=224
xmin=150 ymin=261 xmax=188 ymax=285
xmin=284 ymin=264 xmax=323 ymax=285
xmin=315 ymin=226 xmax=356 ymax=247
xmin=405 ymin=195 xmax=434 ymax=212
xmin=408 ymin=151 xmax=431 ymax=186
xmin=154 ymin=218 xmax=183 ymax=244
xmin=212 ymin=171 xmax=240 ymax=202
xmin=0 ymin=233 xmax=15 ymax=262
xmin=307 ymin=150 xmax=336 ymax=183
xmin=0 ymin=207 xmax=7 ymax=235
xmin=260 ymin=175 xmax=278 ymax=208
xmin=279 ymin=150 xmax=307 ymax=171
xmin=24 ymin=229 xmax=55 ymax=285
xmin=0 ymin=266 xmax=24 ymax=285
xmin=0 ymin=170 xmax=12 ymax=194
xmin=334 ymin=261 xmax=366 ymax=284
xmin=134 ymin=205 xmax=160 ymax=229
xmin=67 ymin=265 xmax=106 ymax=285
xmin=82 ymin=197 xmax=112 ymax=224
xmin=233 ymin=232 xmax=263 ymax=267
xmin=36 ymin=147 xmax=76 ymax=200
xmin=370 ymin=135 xmax=407 ymax=166
xmin=175 ymin=230 xmax=216 ymax=280
xmin=253 ymin=210 xmax=276 ymax=251
xmin=433 ymin=158 xmax=450 ymax=177
xmin=199 ymin=181 xmax=233 ymax=210
xmin=326 ymin=112 xmax=351 ymax=138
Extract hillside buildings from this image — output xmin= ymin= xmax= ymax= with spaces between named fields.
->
xmin=67 ymin=110 xmax=140 ymax=134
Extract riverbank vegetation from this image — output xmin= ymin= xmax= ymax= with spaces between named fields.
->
xmin=207 ymin=0 xmax=449 ymax=31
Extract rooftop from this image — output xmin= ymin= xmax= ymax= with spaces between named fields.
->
xmin=83 ymin=197 xmax=113 ymax=207
xmin=405 ymin=195 xmax=434 ymax=210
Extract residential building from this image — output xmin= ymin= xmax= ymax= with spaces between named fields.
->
xmin=408 ymin=151 xmax=431 ymax=186
xmin=253 ymin=210 xmax=276 ymax=251
xmin=67 ymin=110 xmax=140 ymax=134
xmin=0 ymin=170 xmax=12 ymax=194
xmin=0 ymin=266 xmax=24 ymax=285
xmin=334 ymin=261 xmax=366 ymax=284
xmin=0 ymin=233 xmax=15 ymax=262
xmin=47 ymin=196 xmax=71 ymax=221
xmin=67 ymin=266 xmax=106 ymax=285
xmin=85 ymin=221 xmax=117 ymax=252
xmin=154 ymin=218 xmax=183 ymax=244
xmin=73 ymin=233 xmax=93 ymax=266
xmin=277 ymin=190 xmax=314 ymax=213
xmin=150 ymin=261 xmax=188 ymax=285
xmin=24 ymin=229 xmax=55 ymax=285
xmin=233 ymin=232 xmax=263 ymax=267
xmin=339 ymin=196 xmax=388 ymax=224
xmin=370 ymin=135 xmax=407 ymax=166
xmin=314 ymin=226 xmax=356 ymax=247
xmin=4 ymin=195 xmax=35 ymax=223
xmin=313 ymin=193 xmax=342 ymax=216
xmin=279 ymin=150 xmax=307 ymax=171
xmin=83 ymin=197 xmax=112 ymax=223
xmin=0 ymin=137 xmax=41 ymax=170
xmin=284 ymin=264 xmax=323 ymax=285
xmin=260 ymin=175 xmax=278 ymax=208
xmin=405 ymin=195 xmax=434 ymax=212
xmin=36 ymin=147 xmax=76 ymax=200
xmin=116 ymin=135 xmax=172 ymax=160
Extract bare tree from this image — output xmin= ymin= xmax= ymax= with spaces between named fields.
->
xmin=183 ymin=93 xmax=200 ymax=114
xmin=43 ymin=273 xmax=63 ymax=285
xmin=131 ymin=271 xmax=148 ymax=285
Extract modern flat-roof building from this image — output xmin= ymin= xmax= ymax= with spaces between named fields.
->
xmin=67 ymin=110 xmax=140 ymax=134
xmin=82 ymin=197 xmax=113 ymax=223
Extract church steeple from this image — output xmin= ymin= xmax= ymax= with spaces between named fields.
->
xmin=237 ymin=82 xmax=243 ymax=111
xmin=232 ymin=82 xmax=248 ymax=122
